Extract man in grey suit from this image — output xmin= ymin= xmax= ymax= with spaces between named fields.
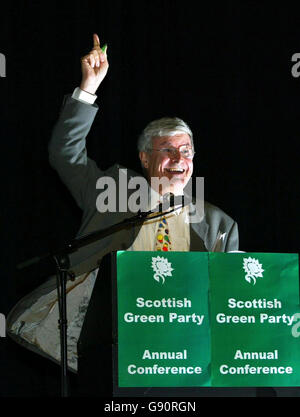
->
xmin=7 ymin=34 xmax=242 ymax=395
xmin=48 ymin=32 xmax=239 ymax=268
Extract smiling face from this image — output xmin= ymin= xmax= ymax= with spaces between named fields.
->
xmin=139 ymin=133 xmax=194 ymax=195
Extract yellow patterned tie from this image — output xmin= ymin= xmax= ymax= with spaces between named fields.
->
xmin=155 ymin=216 xmax=172 ymax=251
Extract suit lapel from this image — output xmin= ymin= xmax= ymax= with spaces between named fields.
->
xmin=188 ymin=202 xmax=208 ymax=252
xmin=189 ymin=222 xmax=208 ymax=251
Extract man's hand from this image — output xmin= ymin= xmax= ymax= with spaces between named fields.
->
xmin=80 ymin=34 xmax=109 ymax=95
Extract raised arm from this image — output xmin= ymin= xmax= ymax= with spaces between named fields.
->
xmin=48 ymin=34 xmax=109 ymax=211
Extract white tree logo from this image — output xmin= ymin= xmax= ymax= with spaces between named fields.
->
xmin=243 ymin=257 xmax=264 ymax=285
xmin=151 ymin=256 xmax=174 ymax=284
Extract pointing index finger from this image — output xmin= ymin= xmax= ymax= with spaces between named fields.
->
xmin=93 ymin=33 xmax=100 ymax=48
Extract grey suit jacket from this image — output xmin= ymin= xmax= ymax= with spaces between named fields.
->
xmin=8 ymin=94 xmax=239 ymax=329
xmin=50 ymin=94 xmax=238 ymax=260
xmin=7 ymin=95 xmax=239 ymax=380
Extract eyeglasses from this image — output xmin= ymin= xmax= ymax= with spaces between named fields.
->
xmin=151 ymin=144 xmax=195 ymax=159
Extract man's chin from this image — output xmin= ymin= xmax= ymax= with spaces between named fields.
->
xmin=170 ymin=177 xmax=188 ymax=192
xmin=163 ymin=183 xmax=185 ymax=196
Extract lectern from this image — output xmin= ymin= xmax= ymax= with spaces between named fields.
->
xmin=77 ymin=251 xmax=300 ymax=397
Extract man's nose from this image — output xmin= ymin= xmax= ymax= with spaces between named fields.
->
xmin=170 ymin=149 xmax=182 ymax=162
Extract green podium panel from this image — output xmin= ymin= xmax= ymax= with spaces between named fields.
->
xmin=209 ymin=252 xmax=300 ymax=387
xmin=116 ymin=252 xmax=300 ymax=388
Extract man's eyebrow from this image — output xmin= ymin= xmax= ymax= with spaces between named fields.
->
xmin=159 ymin=141 xmax=191 ymax=147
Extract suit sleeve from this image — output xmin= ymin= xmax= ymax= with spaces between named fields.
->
xmin=48 ymin=95 xmax=102 ymax=211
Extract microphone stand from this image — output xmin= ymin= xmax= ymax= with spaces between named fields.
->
xmin=17 ymin=199 xmax=183 ymax=397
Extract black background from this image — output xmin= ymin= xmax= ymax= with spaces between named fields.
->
xmin=0 ymin=0 xmax=299 ymax=397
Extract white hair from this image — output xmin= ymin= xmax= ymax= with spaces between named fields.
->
xmin=137 ymin=117 xmax=194 ymax=153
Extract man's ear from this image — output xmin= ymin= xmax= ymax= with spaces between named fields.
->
xmin=139 ymin=151 xmax=149 ymax=169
